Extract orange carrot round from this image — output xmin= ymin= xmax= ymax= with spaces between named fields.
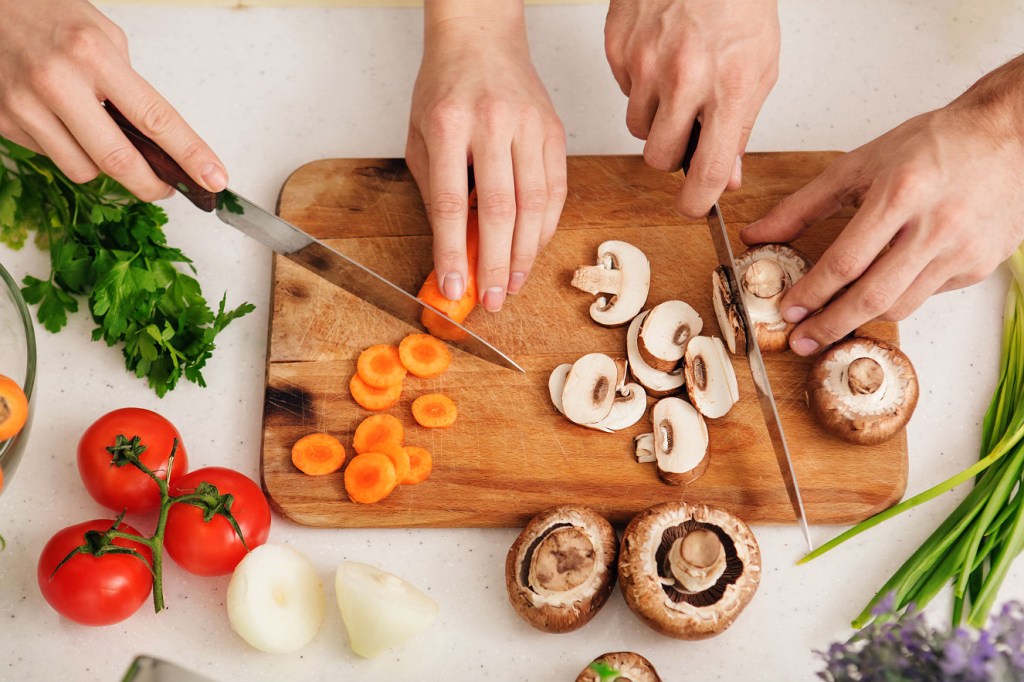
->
xmin=418 ymin=201 xmax=479 ymax=341
xmin=356 ymin=344 xmax=407 ymax=389
xmin=378 ymin=443 xmax=411 ymax=485
xmin=291 ymin=433 xmax=347 ymax=476
xmin=352 ymin=414 xmax=405 ymax=454
xmin=349 ymin=373 xmax=402 ymax=412
xmin=344 ymin=452 xmax=398 ymax=504
xmin=398 ymin=333 xmax=452 ymax=379
xmin=402 ymin=446 xmax=433 ymax=485
xmin=411 ymin=394 xmax=458 ymax=429
xmin=0 ymin=374 xmax=28 ymax=441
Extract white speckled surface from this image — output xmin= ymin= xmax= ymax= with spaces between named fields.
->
xmin=1 ymin=2 xmax=1022 ymax=680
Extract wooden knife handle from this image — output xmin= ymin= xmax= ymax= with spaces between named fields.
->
xmin=104 ymin=100 xmax=217 ymax=212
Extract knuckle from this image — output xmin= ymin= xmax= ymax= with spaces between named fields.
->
xmin=64 ymin=164 xmax=100 ymax=185
xmin=98 ymin=145 xmax=140 ymax=178
xmin=479 ymin=191 xmax=516 ymax=220
xmin=136 ymin=98 xmax=176 ymax=138
xmin=880 ymin=304 xmax=912 ymax=322
xmin=511 ymin=247 xmax=539 ymax=269
xmin=695 ymin=154 xmax=732 ymax=189
xmin=517 ymin=187 xmax=548 ymax=214
xmin=547 ymin=178 xmax=568 ymax=207
xmin=811 ymin=319 xmax=846 ymax=345
xmin=481 ymin=263 xmax=511 ymax=282
xmin=644 ymin=144 xmax=677 ymax=173
xmin=175 ymin=139 xmax=206 ymax=165
xmin=24 ymin=62 xmax=63 ymax=100
xmin=428 ymin=192 xmax=467 ymax=221
xmin=433 ymin=248 xmax=465 ymax=271
xmin=57 ymin=23 xmax=108 ymax=65
xmin=474 ymin=99 xmax=511 ymax=132
xmin=885 ymin=164 xmax=926 ymax=210
xmin=825 ymin=249 xmax=863 ymax=281
xmin=423 ymin=102 xmax=465 ymax=139
xmin=858 ymin=287 xmax=892 ymax=317
xmin=132 ymin=184 xmax=170 ymax=203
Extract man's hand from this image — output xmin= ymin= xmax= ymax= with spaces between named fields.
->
xmin=605 ymin=0 xmax=779 ymax=217
xmin=0 ymin=0 xmax=227 ymax=201
xmin=406 ymin=1 xmax=567 ymax=312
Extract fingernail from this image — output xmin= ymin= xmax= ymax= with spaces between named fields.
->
xmin=731 ymin=155 xmax=742 ymax=185
xmin=201 ymin=163 xmax=228 ymax=192
xmin=441 ymin=273 xmax=465 ymax=301
xmin=482 ymin=286 xmax=505 ymax=312
xmin=792 ymin=337 xmax=819 ymax=356
xmin=784 ymin=306 xmax=809 ymax=323
xmin=507 ymin=271 xmax=527 ymax=295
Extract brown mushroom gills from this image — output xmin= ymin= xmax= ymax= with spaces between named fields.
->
xmin=848 ymin=357 xmax=884 ymax=395
xmin=690 ymin=355 xmax=707 ymax=391
xmin=656 ymin=520 xmax=743 ymax=608
xmin=521 ymin=524 xmax=596 ymax=594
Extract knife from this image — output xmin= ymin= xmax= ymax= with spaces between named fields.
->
xmin=682 ymin=122 xmax=812 ymax=550
xmin=104 ymin=102 xmax=523 ymax=373
xmin=121 ymin=655 xmax=218 ymax=682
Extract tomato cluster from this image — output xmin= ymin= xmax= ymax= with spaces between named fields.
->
xmin=37 ymin=408 xmax=272 ymax=626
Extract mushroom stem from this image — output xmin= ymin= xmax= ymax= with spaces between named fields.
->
xmin=741 ymin=259 xmax=788 ymax=299
xmin=571 ymin=265 xmax=623 ymax=296
xmin=847 ymin=357 xmax=885 ymax=395
xmin=669 ymin=530 xmax=726 ymax=592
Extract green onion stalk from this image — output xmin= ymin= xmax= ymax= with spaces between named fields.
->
xmin=800 ymin=245 xmax=1024 ymax=629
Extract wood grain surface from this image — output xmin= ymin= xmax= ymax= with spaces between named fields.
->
xmin=261 ymin=153 xmax=908 ymax=528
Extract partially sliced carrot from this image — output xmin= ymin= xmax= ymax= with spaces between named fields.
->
xmin=344 ymin=452 xmax=398 ymax=504
xmin=349 ymin=373 xmax=402 ymax=412
xmin=352 ymin=414 xmax=404 ymax=455
xmin=411 ymin=394 xmax=458 ymax=429
xmin=291 ymin=433 xmax=347 ymax=476
xmin=356 ymin=344 xmax=407 ymax=389
xmin=0 ymin=375 xmax=28 ymax=441
xmin=398 ymin=333 xmax=452 ymax=379
xmin=402 ymin=446 xmax=433 ymax=485
xmin=378 ymin=443 xmax=411 ymax=485
xmin=418 ymin=198 xmax=479 ymax=341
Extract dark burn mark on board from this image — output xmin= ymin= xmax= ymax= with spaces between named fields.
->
xmin=265 ymin=384 xmax=315 ymax=420
xmin=354 ymin=158 xmax=409 ymax=182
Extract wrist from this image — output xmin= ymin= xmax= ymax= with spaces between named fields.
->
xmin=947 ymin=54 xmax=1024 ymax=142
xmin=424 ymin=0 xmax=527 ymax=51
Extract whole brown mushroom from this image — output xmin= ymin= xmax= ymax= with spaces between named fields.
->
xmin=575 ymin=652 xmax=663 ymax=682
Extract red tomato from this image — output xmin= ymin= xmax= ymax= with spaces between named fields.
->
xmin=164 ymin=467 xmax=271 ymax=576
xmin=77 ymin=408 xmax=189 ymax=513
xmin=37 ymin=519 xmax=153 ymax=626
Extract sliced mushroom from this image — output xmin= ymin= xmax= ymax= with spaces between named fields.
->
xmin=651 ymin=398 xmax=709 ymax=486
xmin=575 ymin=652 xmax=663 ymax=682
xmin=638 ymin=300 xmax=703 ymax=372
xmin=590 ymin=382 xmax=648 ymax=432
xmin=684 ymin=336 xmax=739 ymax=419
xmin=548 ymin=364 xmax=573 ymax=415
xmin=634 ymin=432 xmax=656 ymax=464
xmin=731 ymin=244 xmax=812 ymax=353
xmin=806 ymin=336 xmax=919 ymax=445
xmin=506 ymin=505 xmax=618 ymax=633
xmin=711 ymin=266 xmax=747 ymax=355
xmin=619 ymin=501 xmax=761 ymax=640
xmin=562 ymin=353 xmax=619 ymax=426
xmin=627 ymin=311 xmax=685 ymax=397
xmin=572 ymin=240 xmax=651 ymax=327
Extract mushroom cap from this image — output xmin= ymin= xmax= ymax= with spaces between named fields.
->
xmin=619 ymin=501 xmax=761 ymax=640
xmin=572 ymin=240 xmax=651 ymax=327
xmin=575 ymin=652 xmax=663 ymax=682
xmin=684 ymin=336 xmax=740 ymax=419
xmin=627 ymin=311 xmax=686 ymax=397
xmin=807 ymin=336 xmax=919 ymax=445
xmin=734 ymin=244 xmax=812 ymax=353
xmin=638 ymin=300 xmax=704 ymax=373
xmin=651 ymin=397 xmax=709 ymax=486
xmin=505 ymin=505 xmax=619 ymax=633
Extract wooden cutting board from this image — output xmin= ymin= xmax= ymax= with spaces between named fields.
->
xmin=261 ymin=153 xmax=908 ymax=528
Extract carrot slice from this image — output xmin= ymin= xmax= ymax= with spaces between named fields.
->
xmin=349 ymin=373 xmax=402 ymax=411
xmin=344 ymin=452 xmax=398 ymax=504
xmin=378 ymin=443 xmax=411 ymax=485
xmin=418 ymin=198 xmax=479 ymax=341
xmin=402 ymin=446 xmax=433 ymax=485
xmin=291 ymin=433 xmax=347 ymax=476
xmin=411 ymin=394 xmax=458 ymax=429
xmin=356 ymin=345 xmax=407 ymax=389
xmin=398 ymin=333 xmax=452 ymax=379
xmin=352 ymin=414 xmax=404 ymax=454
xmin=0 ymin=375 xmax=28 ymax=441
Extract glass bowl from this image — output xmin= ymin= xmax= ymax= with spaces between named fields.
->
xmin=0 ymin=259 xmax=36 ymax=494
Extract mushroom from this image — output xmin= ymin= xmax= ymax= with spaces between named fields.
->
xmin=638 ymin=300 xmax=704 ymax=372
xmin=505 ymin=505 xmax=619 ymax=633
xmin=575 ymin=652 xmax=663 ymax=682
xmin=711 ymin=265 xmax=747 ymax=355
xmin=619 ymin=501 xmax=761 ymax=640
xmin=651 ymin=398 xmax=709 ymax=486
xmin=562 ymin=353 xmax=619 ymax=426
xmin=550 ymin=361 xmax=648 ymax=432
xmin=627 ymin=311 xmax=686 ymax=397
xmin=634 ymin=432 xmax=656 ymax=464
xmin=548 ymin=363 xmax=573 ymax=415
xmin=572 ymin=240 xmax=651 ymax=327
xmin=684 ymin=336 xmax=739 ymax=419
xmin=806 ymin=336 xmax=919 ymax=445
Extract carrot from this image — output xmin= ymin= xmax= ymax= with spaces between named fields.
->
xmin=353 ymin=414 xmax=404 ymax=454
xmin=349 ymin=373 xmax=402 ymax=412
xmin=344 ymin=452 xmax=398 ymax=504
xmin=356 ymin=344 xmax=407 ymax=389
xmin=402 ymin=446 xmax=433 ymax=485
xmin=411 ymin=394 xmax=458 ymax=429
xmin=398 ymin=333 xmax=452 ymax=379
xmin=0 ymin=374 xmax=28 ymax=441
xmin=378 ymin=443 xmax=411 ymax=485
xmin=418 ymin=198 xmax=480 ymax=341
xmin=291 ymin=433 xmax=347 ymax=476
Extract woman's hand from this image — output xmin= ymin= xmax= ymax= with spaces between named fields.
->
xmin=406 ymin=1 xmax=567 ymax=312
xmin=741 ymin=55 xmax=1024 ymax=355
xmin=0 ymin=0 xmax=227 ymax=201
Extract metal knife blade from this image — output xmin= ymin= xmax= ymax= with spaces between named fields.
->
xmin=104 ymin=102 xmax=522 ymax=373
xmin=682 ymin=122 xmax=812 ymax=550
xmin=122 ymin=655 xmax=218 ymax=682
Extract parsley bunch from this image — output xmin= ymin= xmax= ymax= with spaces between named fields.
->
xmin=0 ymin=138 xmax=254 ymax=397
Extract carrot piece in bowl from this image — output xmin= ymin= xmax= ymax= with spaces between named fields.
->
xmin=0 ymin=375 xmax=28 ymax=441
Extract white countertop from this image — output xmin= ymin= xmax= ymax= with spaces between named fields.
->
xmin=2 ymin=2 xmax=1023 ymax=680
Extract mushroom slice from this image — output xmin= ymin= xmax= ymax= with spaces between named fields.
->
xmin=548 ymin=363 xmax=573 ymax=415
xmin=651 ymin=398 xmax=709 ymax=486
xmin=627 ymin=311 xmax=685 ymax=397
xmin=562 ymin=353 xmax=619 ymax=425
xmin=806 ymin=336 xmax=919 ymax=445
xmin=684 ymin=336 xmax=739 ymax=419
xmin=634 ymin=432 xmax=656 ymax=464
xmin=619 ymin=501 xmax=761 ymax=640
xmin=505 ymin=505 xmax=619 ymax=633
xmin=576 ymin=652 xmax=663 ymax=682
xmin=711 ymin=266 xmax=747 ymax=356
xmin=638 ymin=300 xmax=704 ymax=372
xmin=589 ymin=382 xmax=648 ymax=432
xmin=572 ymin=240 xmax=651 ymax=327
xmin=733 ymin=244 xmax=812 ymax=353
